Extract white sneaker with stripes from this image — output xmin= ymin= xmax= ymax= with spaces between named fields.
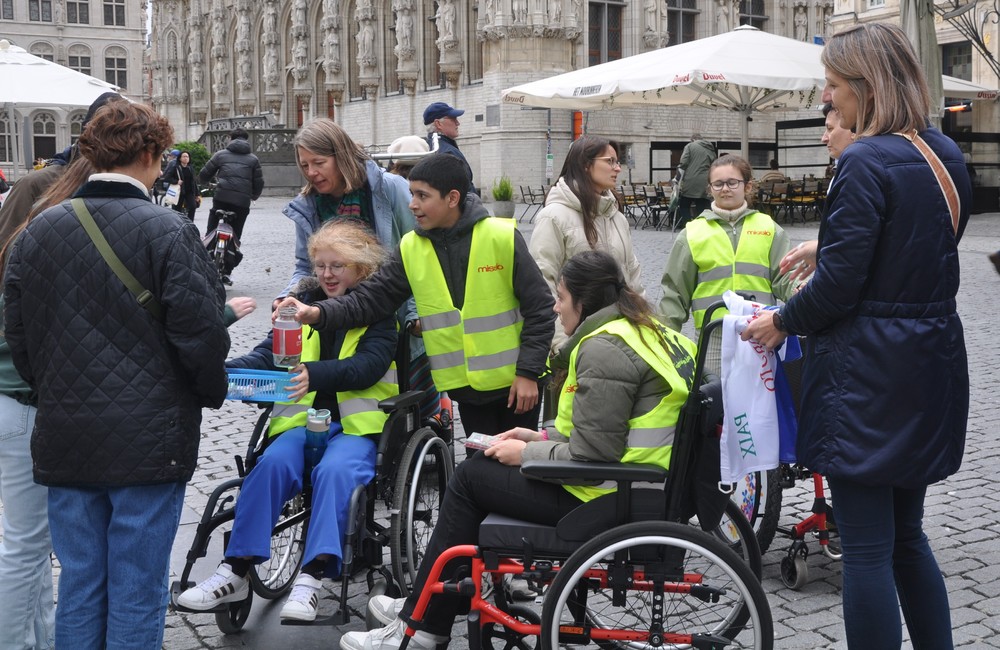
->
xmin=176 ymin=563 xmax=249 ymax=610
xmin=280 ymin=573 xmax=323 ymax=621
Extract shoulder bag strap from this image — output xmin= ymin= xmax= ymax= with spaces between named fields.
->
xmin=70 ymin=198 xmax=164 ymax=321
xmin=895 ymin=131 xmax=961 ymax=236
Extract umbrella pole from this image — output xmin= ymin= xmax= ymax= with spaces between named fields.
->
xmin=740 ymin=109 xmax=750 ymax=160
xmin=5 ymin=103 xmax=19 ymax=182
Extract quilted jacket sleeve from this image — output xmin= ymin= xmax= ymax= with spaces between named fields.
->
xmin=159 ymin=224 xmax=231 ymax=407
xmin=3 ymin=234 xmax=32 ymax=387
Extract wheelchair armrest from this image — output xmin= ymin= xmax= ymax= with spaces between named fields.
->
xmin=521 ymin=460 xmax=668 ymax=484
xmin=378 ymin=390 xmax=422 ymax=413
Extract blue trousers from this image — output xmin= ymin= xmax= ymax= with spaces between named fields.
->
xmin=226 ymin=424 xmax=375 ymax=577
xmin=47 ymin=481 xmax=185 ymax=650
xmin=0 ymin=396 xmax=54 ymax=649
xmin=827 ymin=477 xmax=953 ymax=650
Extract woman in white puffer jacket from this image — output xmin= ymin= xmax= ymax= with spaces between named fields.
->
xmin=528 ymin=135 xmax=645 ymax=355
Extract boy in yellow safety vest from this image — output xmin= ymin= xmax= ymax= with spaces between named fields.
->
xmin=276 ymin=153 xmax=555 ymax=436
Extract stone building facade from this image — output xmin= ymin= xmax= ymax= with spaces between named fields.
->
xmin=0 ymin=0 xmax=146 ymax=170
xmin=148 ymin=0 xmax=997 ymax=191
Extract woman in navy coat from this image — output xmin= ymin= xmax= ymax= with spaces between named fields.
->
xmin=743 ymin=23 xmax=971 ymax=649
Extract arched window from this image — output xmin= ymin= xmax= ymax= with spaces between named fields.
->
xmin=588 ymin=0 xmax=623 ymax=65
xmin=738 ymin=0 xmax=767 ymax=29
xmin=423 ymin=0 xmax=443 ymax=90
xmin=105 ymin=45 xmax=127 ymax=88
xmin=32 ymin=111 xmax=57 ymax=160
xmin=666 ymin=0 xmax=697 ymax=46
xmin=68 ymin=43 xmax=92 ymax=74
xmin=466 ymin=1 xmax=482 ymax=83
xmin=347 ymin=1 xmax=363 ymax=100
xmin=0 ymin=118 xmax=10 ymax=163
xmin=69 ymin=113 xmax=85 ymax=144
xmin=29 ymin=41 xmax=55 ymax=61
xmin=384 ymin=0 xmax=401 ymax=95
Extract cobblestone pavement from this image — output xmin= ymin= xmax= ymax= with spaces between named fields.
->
xmin=147 ymin=198 xmax=999 ymax=648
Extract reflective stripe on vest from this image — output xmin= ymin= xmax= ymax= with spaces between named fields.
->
xmin=687 ymin=213 xmax=776 ymax=329
xmin=267 ymin=325 xmax=398 ymax=437
xmin=399 ymin=218 xmax=522 ymax=392
xmin=553 ymin=318 xmax=696 ymax=503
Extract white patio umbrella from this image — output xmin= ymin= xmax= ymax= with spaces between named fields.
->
xmin=501 ymin=26 xmax=826 ymax=159
xmin=941 ymin=74 xmax=998 ymax=101
xmin=0 ymin=38 xmax=119 ymax=179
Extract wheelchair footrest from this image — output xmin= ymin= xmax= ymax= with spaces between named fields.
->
xmin=281 ymin=612 xmax=344 ymax=626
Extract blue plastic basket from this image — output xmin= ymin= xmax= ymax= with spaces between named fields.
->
xmin=226 ymin=368 xmax=294 ymax=402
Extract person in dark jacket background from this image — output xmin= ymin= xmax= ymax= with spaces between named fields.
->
xmin=199 ymin=127 xmax=265 ymax=280
xmin=423 ymin=101 xmax=477 ymax=195
xmin=165 ymin=150 xmax=200 ymax=223
xmin=742 ymin=23 xmax=971 ymax=650
xmin=676 ymin=133 xmax=716 ymax=227
xmin=3 ymin=101 xmax=230 ymax=649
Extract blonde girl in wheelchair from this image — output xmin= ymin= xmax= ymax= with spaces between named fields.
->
xmin=342 ymin=249 xmax=698 ymax=650
xmin=178 ymin=219 xmax=398 ymax=622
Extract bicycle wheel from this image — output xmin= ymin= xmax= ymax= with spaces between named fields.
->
xmin=729 ymin=469 xmax=782 ymax=553
xmin=390 ymin=427 xmax=453 ymax=596
xmin=541 ymin=521 xmax=772 ymax=650
xmin=213 ymin=237 xmax=227 ymax=277
xmin=248 ymin=493 xmax=308 ymax=599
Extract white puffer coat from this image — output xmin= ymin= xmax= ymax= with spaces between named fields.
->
xmin=527 ymin=177 xmax=644 ymax=353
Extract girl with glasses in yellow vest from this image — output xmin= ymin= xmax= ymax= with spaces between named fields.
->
xmin=658 ymin=154 xmax=798 ymax=333
xmin=341 ymin=250 xmax=697 ymax=650
xmin=177 ymin=220 xmax=398 ymax=623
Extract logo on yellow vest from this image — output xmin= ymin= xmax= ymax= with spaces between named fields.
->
xmin=564 ymin=383 xmax=578 ymax=394
xmin=744 ymin=230 xmax=773 ymax=236
xmin=477 ymin=263 xmax=505 ymax=272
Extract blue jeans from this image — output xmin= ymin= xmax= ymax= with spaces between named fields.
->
xmin=47 ymin=482 xmax=185 ymax=650
xmin=827 ymin=477 xmax=953 ymax=650
xmin=0 ymin=395 xmax=54 ymax=650
xmin=226 ymin=424 xmax=375 ymax=577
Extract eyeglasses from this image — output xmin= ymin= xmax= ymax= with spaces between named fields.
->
xmin=593 ymin=157 xmax=622 ymax=169
xmin=314 ymin=262 xmax=350 ymax=276
xmin=709 ymin=179 xmax=746 ymax=191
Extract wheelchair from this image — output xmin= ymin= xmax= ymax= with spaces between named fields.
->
xmin=170 ymin=331 xmax=454 ymax=633
xmin=398 ymin=315 xmax=773 ymax=649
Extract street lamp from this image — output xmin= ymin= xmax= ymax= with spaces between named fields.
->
xmin=932 ymin=0 xmax=1000 ymax=82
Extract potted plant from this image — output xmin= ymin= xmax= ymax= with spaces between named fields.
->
xmin=488 ymin=176 xmax=516 ymax=218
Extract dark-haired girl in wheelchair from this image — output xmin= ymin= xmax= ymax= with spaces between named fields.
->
xmin=341 ymin=249 xmax=698 ymax=650
xmin=178 ymin=220 xmax=398 ymax=622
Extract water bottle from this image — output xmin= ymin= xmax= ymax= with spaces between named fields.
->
xmin=272 ymin=306 xmax=302 ymax=368
xmin=304 ymin=408 xmax=331 ymax=477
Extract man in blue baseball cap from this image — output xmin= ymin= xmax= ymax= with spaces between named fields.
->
xmin=423 ymin=101 xmax=477 ymax=195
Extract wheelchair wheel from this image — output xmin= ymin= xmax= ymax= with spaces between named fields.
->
xmin=729 ymin=469 xmax=783 ymax=554
xmin=483 ymin=604 xmax=540 ymax=650
xmin=390 ymin=427 xmax=453 ymax=596
xmin=215 ymin=591 xmax=253 ymax=634
xmin=540 ymin=521 xmax=772 ymax=650
xmin=706 ymin=499 xmax=764 ymax=579
xmin=248 ymin=493 xmax=307 ymax=600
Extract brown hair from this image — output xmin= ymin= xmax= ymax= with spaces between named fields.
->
xmin=307 ymin=219 xmax=386 ymax=282
xmin=77 ymin=101 xmax=173 ymax=172
xmin=0 ymin=156 xmax=96 ymax=286
xmin=558 ymin=250 xmax=665 ymax=350
xmin=294 ymin=118 xmax=369 ymax=195
xmin=551 ymin=134 xmax=622 ymax=248
xmin=821 ymin=23 xmax=931 ymax=138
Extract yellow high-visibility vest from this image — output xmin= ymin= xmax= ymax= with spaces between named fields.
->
xmin=554 ymin=318 xmax=695 ymax=502
xmin=687 ymin=213 xmax=776 ymax=329
xmin=268 ymin=325 xmax=398 ymax=437
xmin=399 ymin=218 xmax=522 ymax=391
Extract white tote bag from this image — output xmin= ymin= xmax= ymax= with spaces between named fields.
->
xmin=163 ymin=183 xmax=181 ymax=207
xmin=719 ymin=291 xmax=780 ymax=483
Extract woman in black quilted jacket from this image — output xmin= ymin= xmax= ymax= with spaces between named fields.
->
xmin=3 ymin=100 xmax=230 ymax=650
